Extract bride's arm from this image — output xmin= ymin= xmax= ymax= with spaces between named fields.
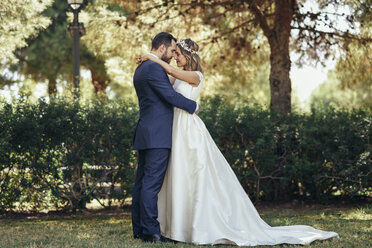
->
xmin=140 ymin=53 xmax=201 ymax=87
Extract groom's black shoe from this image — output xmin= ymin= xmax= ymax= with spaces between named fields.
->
xmin=162 ymin=236 xmax=178 ymax=244
xmin=133 ymin=234 xmax=142 ymax=240
xmin=141 ymin=233 xmax=169 ymax=243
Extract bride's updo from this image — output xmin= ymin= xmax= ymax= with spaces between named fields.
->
xmin=177 ymin=38 xmax=203 ymax=73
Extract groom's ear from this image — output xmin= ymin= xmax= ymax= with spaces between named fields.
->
xmin=159 ymin=44 xmax=166 ymax=53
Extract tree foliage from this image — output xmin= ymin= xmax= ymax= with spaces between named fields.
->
xmin=0 ymin=0 xmax=53 ymax=64
xmin=1 ymin=0 xmax=111 ymax=97
xmin=0 ymin=0 xmax=371 ymax=109
xmin=106 ymin=0 xmax=371 ymax=113
xmin=14 ymin=0 xmax=73 ymax=95
xmin=74 ymin=0 xmax=270 ymax=100
xmin=334 ymin=2 xmax=371 ymax=89
xmin=311 ymin=2 xmax=372 ymax=110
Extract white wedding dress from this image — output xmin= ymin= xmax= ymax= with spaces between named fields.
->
xmin=157 ymin=71 xmax=339 ymax=246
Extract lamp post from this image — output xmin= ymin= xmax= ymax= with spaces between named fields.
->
xmin=67 ymin=0 xmax=87 ymax=98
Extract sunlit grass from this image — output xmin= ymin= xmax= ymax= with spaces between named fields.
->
xmin=0 ymin=205 xmax=371 ymax=248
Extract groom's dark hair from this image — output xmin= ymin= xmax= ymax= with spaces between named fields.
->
xmin=151 ymin=32 xmax=177 ymax=50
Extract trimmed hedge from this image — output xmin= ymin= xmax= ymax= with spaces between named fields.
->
xmin=0 ymin=96 xmax=371 ymax=211
xmin=199 ymin=96 xmax=371 ymax=203
xmin=0 ymin=97 xmax=138 ymax=211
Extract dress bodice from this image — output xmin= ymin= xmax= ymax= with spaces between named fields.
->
xmin=173 ymin=71 xmax=204 ymax=101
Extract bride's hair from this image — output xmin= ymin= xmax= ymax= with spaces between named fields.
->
xmin=177 ymin=39 xmax=203 ymax=73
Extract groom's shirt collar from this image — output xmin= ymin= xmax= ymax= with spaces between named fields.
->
xmin=149 ymin=52 xmax=159 ymax=59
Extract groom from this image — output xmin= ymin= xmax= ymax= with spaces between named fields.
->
xmin=131 ymin=32 xmax=198 ymax=242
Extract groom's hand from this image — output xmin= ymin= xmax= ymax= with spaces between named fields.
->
xmin=194 ymin=103 xmax=200 ymax=115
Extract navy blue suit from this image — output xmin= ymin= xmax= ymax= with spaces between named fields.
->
xmin=132 ymin=60 xmax=197 ymax=237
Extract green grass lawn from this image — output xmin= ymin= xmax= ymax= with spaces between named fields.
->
xmin=0 ymin=204 xmax=371 ymax=248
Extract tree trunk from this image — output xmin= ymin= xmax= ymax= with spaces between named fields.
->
xmin=268 ymin=42 xmax=291 ymax=115
xmin=48 ymin=77 xmax=57 ymax=96
xmin=248 ymin=0 xmax=294 ymax=200
xmin=248 ymin=0 xmax=294 ymax=115
xmin=268 ymin=0 xmax=293 ymax=115
xmin=91 ymin=69 xmax=109 ymax=97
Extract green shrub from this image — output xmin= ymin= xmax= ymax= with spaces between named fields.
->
xmin=0 ymin=95 xmax=370 ymax=211
xmin=199 ymin=96 xmax=371 ymax=203
xmin=0 ymin=97 xmax=138 ymax=211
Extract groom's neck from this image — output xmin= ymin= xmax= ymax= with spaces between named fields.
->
xmin=150 ymin=50 xmax=162 ymax=59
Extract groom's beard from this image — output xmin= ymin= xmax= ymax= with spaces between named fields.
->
xmin=161 ymin=54 xmax=172 ymax=64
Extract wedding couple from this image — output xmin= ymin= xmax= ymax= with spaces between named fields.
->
xmin=131 ymin=32 xmax=339 ymax=246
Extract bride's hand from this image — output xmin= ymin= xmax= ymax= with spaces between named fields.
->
xmin=136 ymin=53 xmax=151 ymax=65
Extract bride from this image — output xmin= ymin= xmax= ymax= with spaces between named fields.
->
xmin=138 ymin=38 xmax=339 ymax=246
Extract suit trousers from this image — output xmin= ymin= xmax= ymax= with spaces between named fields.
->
xmin=131 ymin=148 xmax=170 ymax=236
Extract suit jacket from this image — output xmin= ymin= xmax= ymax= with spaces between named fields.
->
xmin=133 ymin=60 xmax=197 ymax=150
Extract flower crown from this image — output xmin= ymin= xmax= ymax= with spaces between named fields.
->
xmin=177 ymin=40 xmax=200 ymax=55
